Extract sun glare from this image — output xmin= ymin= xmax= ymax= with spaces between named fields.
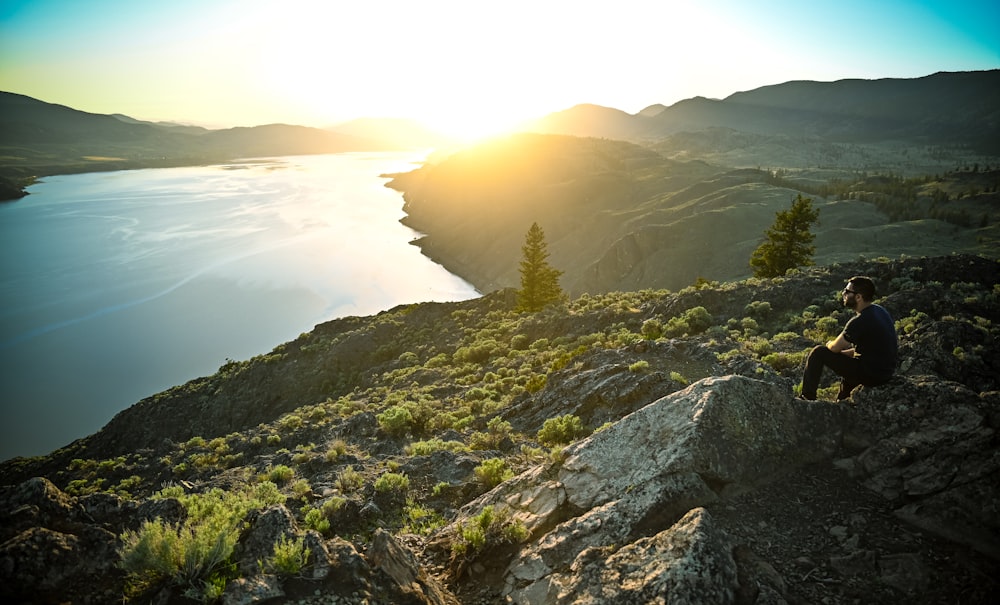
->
xmin=421 ymin=110 xmax=529 ymax=144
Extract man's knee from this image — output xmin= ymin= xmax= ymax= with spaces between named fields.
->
xmin=807 ymin=345 xmax=833 ymax=364
xmin=807 ymin=344 xmax=827 ymax=358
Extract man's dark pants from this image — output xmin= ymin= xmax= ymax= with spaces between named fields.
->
xmin=801 ymin=345 xmax=865 ymax=400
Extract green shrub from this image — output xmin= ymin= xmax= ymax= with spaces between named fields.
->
xmin=325 ymin=439 xmax=348 ymax=462
xmin=525 ymin=374 xmax=547 ymax=393
xmin=291 ymin=479 xmax=312 ymax=499
xmin=641 ymin=318 xmax=663 ymax=339
xmin=804 ymin=316 xmax=840 ymax=341
xmin=670 ymin=371 xmax=689 ymax=385
xmin=184 ymin=436 xmax=207 ymax=450
xmin=304 ymin=508 xmax=330 ymax=534
xmin=450 ymin=505 xmax=528 ymax=569
xmin=405 ymin=438 xmax=468 ymax=456
xmin=663 ymin=306 xmax=713 ymax=337
xmin=267 ymin=465 xmax=294 ymax=485
xmin=629 ymin=360 xmax=650 ymax=373
xmin=374 ymin=472 xmax=410 ymax=493
xmin=397 ymin=351 xmax=419 ymax=366
xmin=263 ymin=535 xmax=310 ymax=576
xmin=404 ymin=499 xmax=447 ymax=535
xmin=740 ymin=317 xmax=760 ymax=335
xmin=469 ymin=416 xmax=512 ymax=450
xmin=278 ymin=414 xmax=303 ymax=430
xmin=537 ymin=414 xmax=589 ymax=447
xmin=474 ymin=458 xmax=514 ymax=487
xmin=335 ymin=466 xmax=364 ymax=493
xmin=425 ymin=353 xmax=450 ymax=368
xmin=744 ymin=301 xmax=772 ymax=318
xmin=377 ymin=405 xmax=414 ymax=436
xmin=454 ymin=343 xmax=494 ymax=364
xmin=762 ymin=351 xmax=806 ymax=372
xmin=510 ymin=334 xmax=531 ymax=350
xmin=742 ymin=336 xmax=773 ymax=357
xmin=119 ymin=483 xmax=284 ymax=600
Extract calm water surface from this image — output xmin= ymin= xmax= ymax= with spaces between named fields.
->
xmin=0 ymin=152 xmax=478 ymax=460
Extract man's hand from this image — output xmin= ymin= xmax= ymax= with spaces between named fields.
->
xmin=826 ymin=333 xmax=853 ymax=353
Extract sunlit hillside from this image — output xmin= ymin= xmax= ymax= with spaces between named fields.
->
xmin=390 ymin=133 xmax=998 ymax=295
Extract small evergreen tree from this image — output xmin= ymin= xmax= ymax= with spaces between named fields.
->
xmin=750 ymin=193 xmax=820 ymax=278
xmin=516 ymin=222 xmax=564 ymax=312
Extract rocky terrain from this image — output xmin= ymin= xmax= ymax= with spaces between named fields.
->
xmin=1 ymin=253 xmax=997 ymax=604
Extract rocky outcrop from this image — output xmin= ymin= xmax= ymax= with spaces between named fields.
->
xmin=429 ymin=375 xmax=843 ymax=603
xmin=0 ymin=477 xmax=124 ymax=604
xmin=429 ymin=369 xmax=998 ymax=604
xmin=842 ymin=376 xmax=999 ymax=560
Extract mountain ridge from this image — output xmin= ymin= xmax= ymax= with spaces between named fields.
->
xmin=529 ymin=70 xmax=1000 ymax=149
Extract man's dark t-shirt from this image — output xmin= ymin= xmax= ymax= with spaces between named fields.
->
xmin=843 ymin=304 xmax=898 ymax=382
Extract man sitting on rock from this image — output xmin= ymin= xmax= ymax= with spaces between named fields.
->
xmin=800 ymin=276 xmax=898 ymax=400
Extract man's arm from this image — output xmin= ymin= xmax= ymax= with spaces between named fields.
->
xmin=826 ymin=333 xmax=855 ymax=356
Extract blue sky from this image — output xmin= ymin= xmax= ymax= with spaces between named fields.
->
xmin=1 ymin=0 xmax=997 ymax=136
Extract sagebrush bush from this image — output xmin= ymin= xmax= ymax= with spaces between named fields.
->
xmin=264 ymin=535 xmax=310 ymax=576
xmin=537 ymin=414 xmax=589 ymax=447
xmin=641 ymin=318 xmax=663 ymax=339
xmin=377 ymin=405 xmax=413 ymax=436
xmin=405 ymin=438 xmax=468 ymax=456
xmin=335 ymin=466 xmax=364 ymax=493
xmin=629 ymin=360 xmax=650 ymax=372
xmin=474 ymin=458 xmax=514 ymax=487
xmin=267 ymin=465 xmax=294 ymax=485
xmin=374 ymin=472 xmax=410 ymax=493
xmin=119 ymin=483 xmax=284 ymax=600
xmin=450 ymin=505 xmax=528 ymax=566
xmin=469 ymin=416 xmax=512 ymax=450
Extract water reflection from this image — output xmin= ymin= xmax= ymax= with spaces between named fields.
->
xmin=0 ymin=152 xmax=479 ymax=460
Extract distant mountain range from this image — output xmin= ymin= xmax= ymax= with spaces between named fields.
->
xmin=0 ymin=92 xmax=452 ymax=199
xmin=2 ymin=69 xmax=998 ymax=202
xmin=526 ymin=70 xmax=1000 ymax=150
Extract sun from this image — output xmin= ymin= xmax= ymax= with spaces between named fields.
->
xmin=418 ymin=108 xmax=531 ymax=145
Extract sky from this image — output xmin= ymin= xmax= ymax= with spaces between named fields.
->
xmin=1 ymin=0 xmax=998 ymax=139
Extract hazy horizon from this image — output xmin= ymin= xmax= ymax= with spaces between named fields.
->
xmin=2 ymin=0 xmax=997 ymax=140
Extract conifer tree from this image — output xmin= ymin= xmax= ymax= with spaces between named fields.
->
xmin=516 ymin=222 xmax=564 ymax=312
xmin=750 ymin=193 xmax=820 ymax=278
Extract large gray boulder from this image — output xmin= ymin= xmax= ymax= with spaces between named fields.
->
xmin=435 ymin=374 xmax=847 ymax=604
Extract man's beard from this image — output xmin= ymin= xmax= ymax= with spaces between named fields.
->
xmin=845 ymin=296 xmax=858 ymax=309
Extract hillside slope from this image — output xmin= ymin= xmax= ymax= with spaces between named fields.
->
xmin=1 ymin=254 xmax=997 ymax=604
xmin=389 ymin=133 xmax=996 ymax=296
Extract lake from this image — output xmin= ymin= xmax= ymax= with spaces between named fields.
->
xmin=0 ymin=152 xmax=479 ymax=461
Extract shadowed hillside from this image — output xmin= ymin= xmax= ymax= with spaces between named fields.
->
xmin=1 ymin=254 xmax=997 ymax=604
xmin=389 ymin=133 xmax=997 ymax=296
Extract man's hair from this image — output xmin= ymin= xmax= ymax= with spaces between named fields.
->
xmin=848 ymin=276 xmax=876 ymax=301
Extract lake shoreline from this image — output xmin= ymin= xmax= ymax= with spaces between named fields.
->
xmin=0 ymin=152 xmax=478 ymax=460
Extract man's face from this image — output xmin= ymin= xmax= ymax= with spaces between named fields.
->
xmin=842 ymin=283 xmax=859 ymax=309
